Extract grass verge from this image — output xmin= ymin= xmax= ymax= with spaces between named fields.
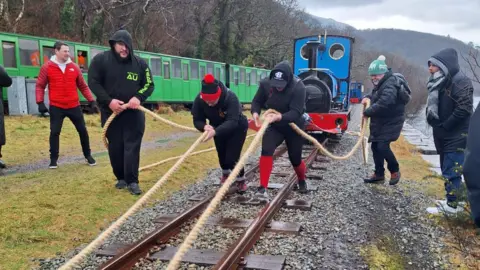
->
xmin=0 ymin=108 xmax=259 ymax=270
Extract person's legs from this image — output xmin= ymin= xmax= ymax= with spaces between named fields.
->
xmin=122 ymin=110 xmax=145 ymax=195
xmin=66 ymin=106 xmax=96 ymax=165
xmin=377 ymin=141 xmax=401 ymax=185
xmin=0 ymin=145 xmax=4 ymax=169
xmin=101 ymin=110 xmax=125 ymax=188
xmin=213 ymin=135 xmax=230 ymax=184
xmin=442 ymin=151 xmax=465 ymax=208
xmin=255 ymin=127 xmax=284 ymax=200
xmin=364 ymin=141 xmax=386 ymax=183
xmin=223 ymin=124 xmax=248 ymax=192
xmin=284 ymin=128 xmax=307 ymax=193
xmin=48 ymin=105 xmax=66 ymax=168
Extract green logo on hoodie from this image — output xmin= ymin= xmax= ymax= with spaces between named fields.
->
xmin=127 ymin=72 xmax=138 ymax=81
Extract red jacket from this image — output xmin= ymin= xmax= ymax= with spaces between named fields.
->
xmin=35 ymin=57 xmax=94 ymax=109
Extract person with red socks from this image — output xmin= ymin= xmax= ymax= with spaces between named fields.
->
xmin=191 ymin=73 xmax=249 ymax=193
xmin=251 ymin=60 xmax=307 ymax=201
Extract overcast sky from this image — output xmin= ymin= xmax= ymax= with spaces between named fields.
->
xmin=300 ymin=0 xmax=480 ymax=45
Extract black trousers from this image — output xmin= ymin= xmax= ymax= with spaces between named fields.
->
xmin=213 ymin=121 xmax=248 ymax=177
xmin=371 ymin=141 xmax=399 ymax=176
xmin=101 ymin=109 xmax=145 ymax=184
xmin=261 ymin=125 xmax=304 ymax=167
xmin=49 ymin=105 xmax=91 ymax=160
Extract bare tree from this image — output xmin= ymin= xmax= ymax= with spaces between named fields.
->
xmin=0 ymin=0 xmax=25 ymax=33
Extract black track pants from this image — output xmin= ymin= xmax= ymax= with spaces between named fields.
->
xmin=213 ymin=122 xmax=248 ymax=177
xmin=49 ymin=105 xmax=91 ymax=160
xmin=101 ymin=109 xmax=145 ymax=184
xmin=261 ymin=125 xmax=304 ymax=167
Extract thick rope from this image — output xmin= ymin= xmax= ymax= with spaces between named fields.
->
xmin=166 ymin=116 xmax=273 ymax=270
xmin=166 ymin=103 xmax=372 ymax=269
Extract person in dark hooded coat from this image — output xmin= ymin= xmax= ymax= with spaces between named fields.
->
xmin=0 ymin=65 xmax=12 ymax=169
xmin=361 ymin=55 xmax=407 ymax=185
xmin=88 ymin=29 xmax=154 ymax=195
xmin=463 ymin=105 xmax=480 ymax=234
xmin=191 ymin=73 xmax=249 ymax=193
xmin=250 ymin=60 xmax=307 ymax=201
xmin=426 ymin=47 xmax=474 ymax=212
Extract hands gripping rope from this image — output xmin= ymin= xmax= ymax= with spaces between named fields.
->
xmin=59 ymin=101 xmax=371 ymax=270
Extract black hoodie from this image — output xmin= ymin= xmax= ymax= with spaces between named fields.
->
xmin=251 ymin=60 xmax=306 ymax=128
xmin=191 ymin=81 xmax=247 ymax=137
xmin=428 ymin=48 xmax=474 ymax=152
xmin=463 ymin=104 xmax=480 ymax=228
xmin=87 ymin=29 xmax=154 ymax=111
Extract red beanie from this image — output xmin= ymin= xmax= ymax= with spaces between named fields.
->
xmin=200 ymin=74 xmax=221 ymax=102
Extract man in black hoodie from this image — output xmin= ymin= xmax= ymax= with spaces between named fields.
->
xmin=191 ymin=74 xmax=249 ymax=193
xmin=426 ymin=48 xmax=473 ymax=212
xmin=251 ymin=60 xmax=307 ymax=201
xmin=88 ymin=29 xmax=154 ymax=195
xmin=0 ymin=65 xmax=12 ymax=169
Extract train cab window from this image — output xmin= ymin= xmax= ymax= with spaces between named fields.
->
xmin=251 ymin=71 xmax=257 ymax=85
xmin=77 ymin=50 xmax=88 ymax=72
xmin=207 ymin=63 xmax=214 ymax=75
xmin=200 ymin=66 xmax=205 ymax=79
xmin=2 ymin=41 xmax=17 ymax=68
xmin=300 ymin=44 xmax=308 ymax=60
xmin=215 ymin=67 xmax=221 ymax=80
xmin=190 ymin=61 xmax=198 ymax=79
xmin=239 ymin=68 xmax=245 ymax=84
xmin=182 ymin=63 xmax=189 ymax=80
xmin=234 ymin=70 xmax=239 ymax=85
xmin=150 ymin=57 xmax=162 ymax=76
xmin=163 ymin=62 xmax=170 ymax=79
xmin=172 ymin=58 xmax=181 ymax=78
xmin=329 ymin=43 xmax=345 ymax=60
xmin=19 ymin=39 xmax=39 ymax=66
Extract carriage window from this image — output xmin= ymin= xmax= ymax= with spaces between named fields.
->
xmin=251 ymin=71 xmax=257 ymax=85
xmin=163 ymin=62 xmax=170 ymax=79
xmin=215 ymin=67 xmax=221 ymax=80
xmin=150 ymin=58 xmax=161 ymax=76
xmin=207 ymin=63 xmax=214 ymax=74
xmin=190 ymin=61 xmax=199 ymax=79
xmin=2 ymin=41 xmax=17 ymax=68
xmin=234 ymin=70 xmax=239 ymax=85
xmin=77 ymin=50 xmax=88 ymax=72
xmin=183 ymin=63 xmax=189 ymax=80
xmin=42 ymin=46 xmax=55 ymax=64
xmin=239 ymin=68 xmax=245 ymax=84
xmin=246 ymin=71 xmax=251 ymax=86
xmin=172 ymin=58 xmax=181 ymax=78
xmin=90 ymin=48 xmax=104 ymax=60
xmin=19 ymin=39 xmax=38 ymax=66
xmin=199 ymin=66 xmax=205 ymax=79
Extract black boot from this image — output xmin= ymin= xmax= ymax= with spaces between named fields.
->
xmin=364 ymin=173 xmax=385 ymax=183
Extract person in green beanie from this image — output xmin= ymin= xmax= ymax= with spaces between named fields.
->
xmin=361 ymin=55 xmax=410 ymax=185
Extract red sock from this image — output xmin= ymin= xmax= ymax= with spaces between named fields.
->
xmin=260 ymin=155 xmax=273 ymax=188
xmin=294 ymin=161 xmax=306 ymax=181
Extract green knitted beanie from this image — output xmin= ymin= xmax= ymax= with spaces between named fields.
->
xmin=368 ymin=55 xmax=388 ymax=75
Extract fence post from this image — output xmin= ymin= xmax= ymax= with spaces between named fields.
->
xmin=7 ymin=76 xmax=28 ymax=116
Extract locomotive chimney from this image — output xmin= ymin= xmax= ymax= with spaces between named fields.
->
xmin=305 ymin=40 xmax=323 ymax=69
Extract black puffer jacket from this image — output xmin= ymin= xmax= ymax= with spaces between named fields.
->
xmin=463 ymin=105 xmax=480 ymax=228
xmin=428 ymin=48 xmax=474 ymax=153
xmin=0 ymin=65 xmax=12 ymax=146
xmin=363 ymin=71 xmax=406 ymax=142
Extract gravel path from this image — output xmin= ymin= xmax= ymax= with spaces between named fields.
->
xmin=0 ymin=131 xmax=197 ymax=177
xmin=33 ymin=104 xmax=452 ymax=270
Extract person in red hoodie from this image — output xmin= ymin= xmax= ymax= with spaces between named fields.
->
xmin=35 ymin=41 xmax=97 ymax=169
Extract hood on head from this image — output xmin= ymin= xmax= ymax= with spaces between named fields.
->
xmin=109 ymin=29 xmax=134 ymax=59
xmin=269 ymin=60 xmax=294 ymax=88
xmin=428 ymin=48 xmax=459 ymax=76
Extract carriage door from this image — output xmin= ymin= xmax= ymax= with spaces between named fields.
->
xmin=181 ymin=60 xmax=191 ymax=101
xmin=0 ymin=36 xmax=19 ymax=104
xmin=161 ymin=57 xmax=172 ymax=102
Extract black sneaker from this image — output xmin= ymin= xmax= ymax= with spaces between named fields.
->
xmin=0 ymin=159 xmax=6 ymax=169
xmin=49 ymin=159 xmax=58 ymax=169
xmin=128 ymin=183 xmax=142 ymax=195
xmin=115 ymin=180 xmax=127 ymax=189
xmin=86 ymin=155 xmax=96 ymax=166
xmin=364 ymin=173 xmax=385 ymax=183
xmin=297 ymin=180 xmax=308 ymax=194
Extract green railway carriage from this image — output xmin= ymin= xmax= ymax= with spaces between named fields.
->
xmin=0 ymin=32 xmax=270 ymax=111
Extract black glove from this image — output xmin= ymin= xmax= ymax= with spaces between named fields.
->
xmin=38 ymin=102 xmax=49 ymax=114
xmin=89 ymin=100 xmax=99 ymax=113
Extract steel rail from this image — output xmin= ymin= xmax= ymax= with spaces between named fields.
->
xmin=98 ymin=146 xmax=288 ymax=270
xmin=213 ymin=139 xmax=326 ymax=270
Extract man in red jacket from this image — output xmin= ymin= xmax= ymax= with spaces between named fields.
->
xmin=35 ymin=41 xmax=97 ymax=169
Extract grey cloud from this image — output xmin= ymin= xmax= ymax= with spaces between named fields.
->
xmin=298 ymin=0 xmax=384 ymax=9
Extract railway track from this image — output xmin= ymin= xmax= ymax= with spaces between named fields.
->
xmin=93 ymin=137 xmax=331 ymax=270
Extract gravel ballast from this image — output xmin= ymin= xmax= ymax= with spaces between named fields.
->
xmin=34 ymin=105 xmax=452 ymax=270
